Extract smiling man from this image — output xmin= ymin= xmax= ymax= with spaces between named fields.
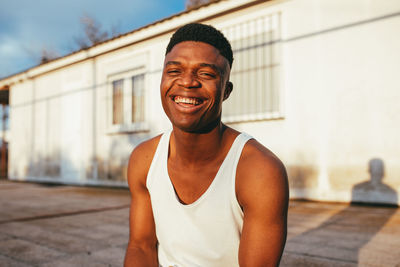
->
xmin=124 ymin=23 xmax=289 ymax=267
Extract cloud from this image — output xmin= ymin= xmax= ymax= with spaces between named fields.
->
xmin=0 ymin=35 xmax=36 ymax=79
xmin=0 ymin=0 xmax=184 ymax=78
xmin=0 ymin=36 xmax=20 ymax=56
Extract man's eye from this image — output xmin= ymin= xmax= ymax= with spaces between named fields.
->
xmin=167 ymin=69 xmax=180 ymax=74
xmin=200 ymin=72 xmax=216 ymax=78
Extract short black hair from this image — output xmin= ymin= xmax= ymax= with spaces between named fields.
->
xmin=166 ymin=23 xmax=233 ymax=68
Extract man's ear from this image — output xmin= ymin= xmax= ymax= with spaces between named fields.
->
xmin=223 ymin=81 xmax=233 ymax=101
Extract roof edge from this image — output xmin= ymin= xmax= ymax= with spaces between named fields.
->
xmin=0 ymin=0 xmax=261 ymax=87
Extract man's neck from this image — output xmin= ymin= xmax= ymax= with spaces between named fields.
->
xmin=169 ymin=123 xmax=228 ymax=166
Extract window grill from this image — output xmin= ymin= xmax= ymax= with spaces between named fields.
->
xmin=112 ymin=79 xmax=124 ymax=125
xmin=131 ymin=74 xmax=145 ymax=123
xmin=222 ymin=13 xmax=282 ymax=123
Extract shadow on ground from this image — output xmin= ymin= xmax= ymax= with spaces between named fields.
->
xmin=282 ymin=158 xmax=399 ymax=266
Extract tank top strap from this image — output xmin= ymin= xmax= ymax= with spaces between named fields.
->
xmin=218 ymin=132 xmax=252 ymax=212
xmin=146 ymin=129 xmax=171 ymax=190
xmin=223 ymin=132 xmax=253 ymax=171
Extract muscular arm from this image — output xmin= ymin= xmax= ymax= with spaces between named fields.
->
xmin=237 ymin=139 xmax=289 ymax=267
xmin=124 ymin=137 xmax=160 ymax=267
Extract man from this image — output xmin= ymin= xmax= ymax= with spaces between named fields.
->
xmin=124 ymin=23 xmax=288 ymax=267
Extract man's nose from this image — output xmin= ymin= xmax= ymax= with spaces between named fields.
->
xmin=178 ymin=72 xmax=200 ymax=88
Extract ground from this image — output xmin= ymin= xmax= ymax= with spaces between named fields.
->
xmin=0 ymin=180 xmax=399 ymax=266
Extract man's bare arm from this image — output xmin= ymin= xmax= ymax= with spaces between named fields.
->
xmin=237 ymin=139 xmax=289 ymax=267
xmin=124 ymin=137 xmax=160 ymax=267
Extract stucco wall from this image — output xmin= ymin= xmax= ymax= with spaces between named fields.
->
xmin=6 ymin=0 xmax=400 ymax=205
xmin=231 ymin=0 xmax=400 ymax=204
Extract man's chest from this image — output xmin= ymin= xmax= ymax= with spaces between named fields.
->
xmin=167 ymin=161 xmax=222 ymax=205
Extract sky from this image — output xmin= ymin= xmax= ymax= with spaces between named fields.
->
xmin=0 ymin=0 xmax=186 ymax=79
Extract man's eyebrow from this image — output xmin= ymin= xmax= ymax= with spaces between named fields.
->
xmin=165 ymin=61 xmax=224 ymax=75
xmin=199 ymin=63 xmax=223 ymax=75
xmin=165 ymin=61 xmax=181 ymax=67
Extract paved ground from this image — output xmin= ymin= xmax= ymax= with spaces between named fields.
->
xmin=0 ymin=180 xmax=399 ymax=267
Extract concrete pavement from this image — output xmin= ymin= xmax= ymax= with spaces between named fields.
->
xmin=0 ymin=180 xmax=399 ymax=266
xmin=283 ymin=200 xmax=400 ymax=266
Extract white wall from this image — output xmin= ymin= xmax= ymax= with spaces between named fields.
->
xmin=6 ymin=0 xmax=400 ymax=204
xmin=231 ymin=0 xmax=400 ymax=204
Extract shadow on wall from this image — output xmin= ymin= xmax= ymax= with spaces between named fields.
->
xmin=25 ymin=148 xmax=129 ymax=183
xmin=23 ymin=135 xmax=154 ymax=183
xmin=287 ymin=165 xmax=319 ymax=190
xmin=27 ymin=152 xmax=61 ymax=178
xmin=352 ymin=158 xmax=397 ymax=205
xmin=93 ymin=131 xmax=154 ymax=182
xmin=94 ymin=156 xmax=127 ymax=182
xmin=282 ymin=158 xmax=398 ymax=265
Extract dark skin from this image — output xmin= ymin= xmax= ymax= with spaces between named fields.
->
xmin=124 ymin=41 xmax=289 ymax=266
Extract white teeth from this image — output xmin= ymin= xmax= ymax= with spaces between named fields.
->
xmin=174 ymin=96 xmax=201 ymax=105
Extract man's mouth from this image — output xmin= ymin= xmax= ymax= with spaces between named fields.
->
xmin=173 ymin=96 xmax=204 ymax=106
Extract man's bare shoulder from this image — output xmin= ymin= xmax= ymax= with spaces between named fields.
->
xmin=127 ymin=135 xmax=162 ymax=187
xmin=236 ymin=138 xmax=288 ymax=207
xmin=240 ymin=139 xmax=285 ymax=174
xmin=130 ymin=135 xmax=162 ymax=163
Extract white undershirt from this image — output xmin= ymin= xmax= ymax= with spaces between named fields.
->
xmin=146 ymin=130 xmax=252 ymax=267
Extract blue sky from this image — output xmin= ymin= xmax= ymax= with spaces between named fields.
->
xmin=0 ymin=0 xmax=185 ymax=79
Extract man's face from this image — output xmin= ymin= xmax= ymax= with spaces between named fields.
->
xmin=160 ymin=41 xmax=232 ymax=133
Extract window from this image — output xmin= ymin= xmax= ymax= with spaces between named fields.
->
xmin=112 ymin=79 xmax=124 ymax=125
xmin=131 ymin=74 xmax=144 ymax=123
xmin=108 ymin=69 xmax=147 ymax=133
xmin=221 ymin=13 xmax=282 ymax=123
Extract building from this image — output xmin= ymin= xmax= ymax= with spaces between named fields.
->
xmin=0 ymin=0 xmax=399 ymax=205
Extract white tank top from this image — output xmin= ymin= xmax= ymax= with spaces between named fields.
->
xmin=146 ymin=130 xmax=252 ymax=267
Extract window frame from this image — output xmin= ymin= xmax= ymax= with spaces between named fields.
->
xmin=107 ymin=67 xmax=148 ymax=134
xmin=221 ymin=12 xmax=284 ymax=123
xmin=111 ymin=79 xmax=124 ymax=125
